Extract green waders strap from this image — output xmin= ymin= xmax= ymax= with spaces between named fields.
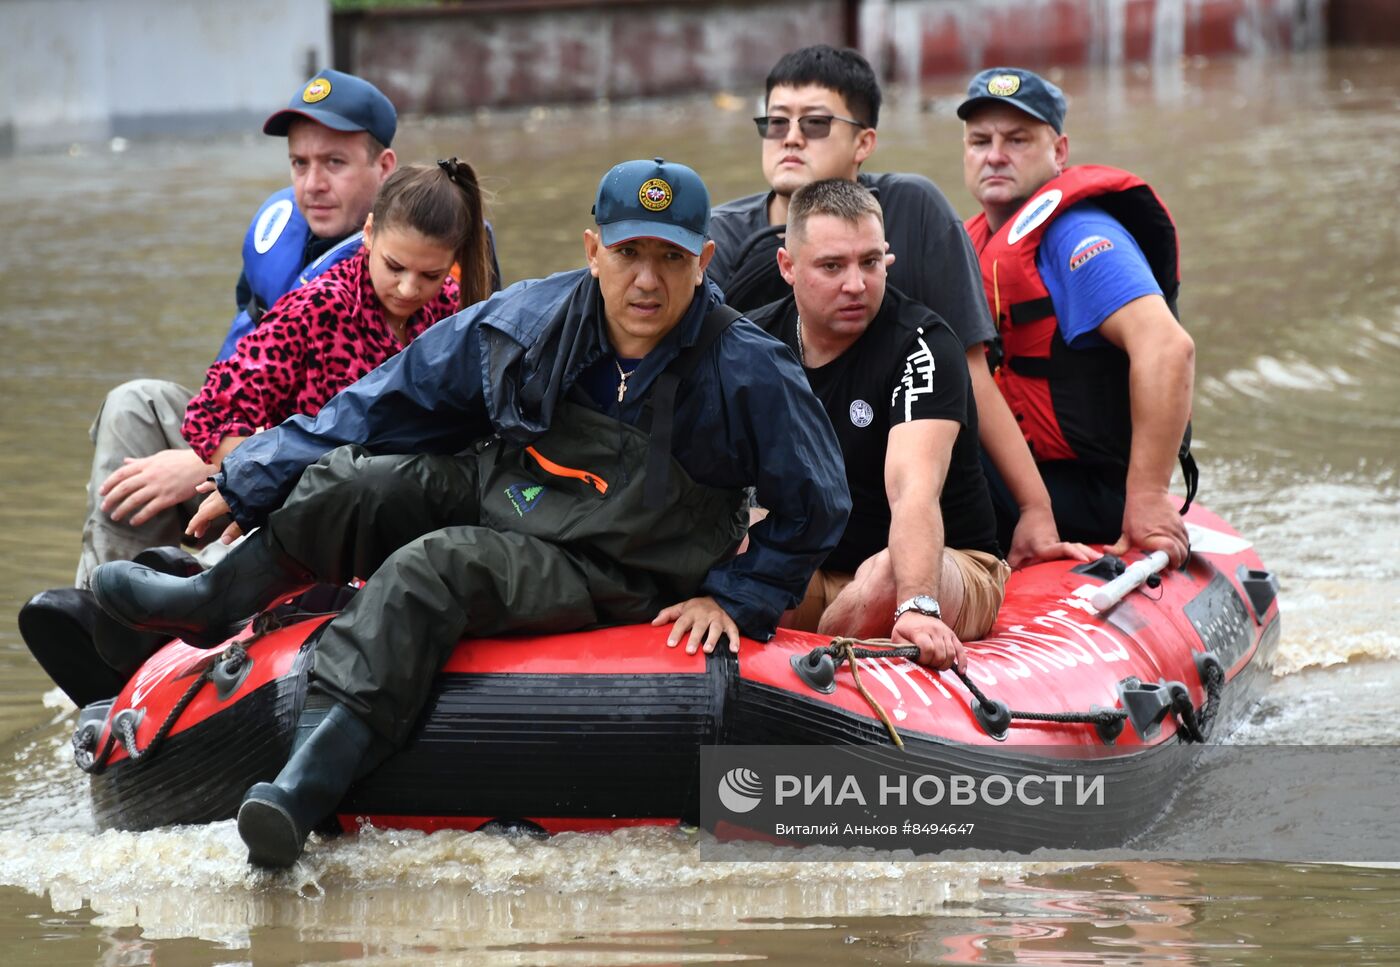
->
xmin=641 ymin=304 xmax=743 ymax=509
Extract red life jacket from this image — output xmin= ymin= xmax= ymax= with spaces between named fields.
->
xmin=964 ymin=165 xmax=1181 ymax=470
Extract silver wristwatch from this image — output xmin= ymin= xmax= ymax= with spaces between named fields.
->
xmin=893 ymin=594 xmax=941 ymax=621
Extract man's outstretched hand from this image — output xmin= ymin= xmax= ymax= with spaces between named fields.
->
xmin=654 ymin=596 xmax=740 ymax=655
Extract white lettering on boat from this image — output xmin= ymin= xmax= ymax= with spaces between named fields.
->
xmin=883 ymin=657 xmax=942 ymax=704
xmin=851 ymin=656 xmax=957 ymax=709
xmin=976 ymin=609 xmax=1130 ymax=677
xmin=853 ymin=657 xmax=902 ymax=702
xmin=1038 ymin=609 xmax=1127 ymax=661
xmin=127 ymin=647 xmax=196 ymax=710
xmin=837 ymin=605 xmax=1134 ymax=711
xmin=972 ymin=642 xmax=1036 ymax=679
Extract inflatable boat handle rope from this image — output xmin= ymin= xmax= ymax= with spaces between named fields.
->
xmin=73 ymin=603 xmax=346 ymax=774
xmin=74 ymin=643 xmax=250 ymax=775
xmin=810 ymin=639 xmax=1223 ymax=748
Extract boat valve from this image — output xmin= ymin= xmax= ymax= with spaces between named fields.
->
xmin=1194 ymin=651 xmax=1223 ymax=688
xmin=1092 ymin=705 xmax=1126 ymax=744
xmin=211 ymin=646 xmax=253 ymax=701
xmin=972 ymin=698 xmax=1012 ymax=740
xmin=791 ymin=650 xmax=837 ymax=694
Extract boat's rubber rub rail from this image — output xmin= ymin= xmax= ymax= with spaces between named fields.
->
xmin=75 ymin=644 xmax=250 ymax=775
xmin=338 ymin=663 xmax=726 ymax=822
xmin=796 ymin=639 xmax=1131 ymax=743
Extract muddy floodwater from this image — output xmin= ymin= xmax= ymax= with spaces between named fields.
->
xmin=1 ymin=47 xmax=1398 ymax=965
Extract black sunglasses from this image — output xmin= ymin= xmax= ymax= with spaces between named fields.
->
xmin=753 ymin=114 xmax=866 ymax=140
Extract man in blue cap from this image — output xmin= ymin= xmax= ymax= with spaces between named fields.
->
xmin=959 ymin=67 xmax=1195 ymax=569
xmin=91 ymin=158 xmax=850 ymax=869
xmin=76 ymin=70 xmax=417 ymax=590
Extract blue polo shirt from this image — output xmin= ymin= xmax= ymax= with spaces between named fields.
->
xmin=1036 ymin=202 xmax=1162 ymax=349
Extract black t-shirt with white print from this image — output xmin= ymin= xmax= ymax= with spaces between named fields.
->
xmin=751 ymin=288 xmax=1000 ymax=573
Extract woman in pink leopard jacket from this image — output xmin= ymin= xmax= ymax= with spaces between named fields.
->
xmin=181 ymin=159 xmax=493 ymax=467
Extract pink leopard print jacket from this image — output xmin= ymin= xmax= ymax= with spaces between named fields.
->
xmin=182 ymin=249 xmax=460 ymax=461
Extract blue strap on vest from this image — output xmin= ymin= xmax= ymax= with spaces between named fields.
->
xmin=296 ymin=230 xmax=364 ymax=288
xmin=215 ymin=188 xmax=364 ymax=361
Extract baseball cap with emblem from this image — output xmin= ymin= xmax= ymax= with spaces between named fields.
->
xmin=957 ymin=67 xmax=1067 ymax=133
xmin=592 ymin=158 xmax=710 ymax=256
xmin=263 ymin=69 xmax=397 ymax=147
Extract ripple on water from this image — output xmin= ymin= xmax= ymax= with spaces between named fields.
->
xmin=0 ymin=706 xmax=1068 ymax=945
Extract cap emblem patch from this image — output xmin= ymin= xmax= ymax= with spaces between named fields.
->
xmin=302 ymin=78 xmax=332 ymax=104
xmin=987 ymin=74 xmax=1022 ymax=97
xmin=638 ymin=178 xmax=673 ymax=212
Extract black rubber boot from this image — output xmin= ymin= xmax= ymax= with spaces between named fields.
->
xmin=19 ymin=589 xmax=127 ymax=708
xmin=91 ymin=611 xmax=169 ymax=679
xmin=130 ymin=545 xmax=202 ymax=579
xmin=237 ymin=701 xmax=372 ymax=868
xmin=89 ymin=530 xmax=311 ymax=648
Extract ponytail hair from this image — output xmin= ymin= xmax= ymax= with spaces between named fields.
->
xmin=368 ymin=159 xmax=493 ymax=311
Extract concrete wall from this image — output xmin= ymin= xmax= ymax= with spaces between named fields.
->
xmin=8 ymin=0 xmax=1387 ymax=151
xmin=0 ymin=0 xmax=331 ymax=152
xmin=868 ymin=0 xmax=1330 ymax=86
xmin=333 ymin=0 xmax=847 ymax=113
xmin=1329 ymin=0 xmax=1400 ymax=46
xmin=336 ymin=0 xmax=1337 ymax=116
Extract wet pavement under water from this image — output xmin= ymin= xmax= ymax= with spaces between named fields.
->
xmin=0 ymin=46 xmax=1398 ymax=966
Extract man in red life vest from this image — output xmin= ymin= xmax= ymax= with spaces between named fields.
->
xmin=959 ymin=67 xmax=1196 ymax=568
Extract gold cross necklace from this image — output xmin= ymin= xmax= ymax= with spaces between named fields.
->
xmin=615 ymin=357 xmax=633 ymax=403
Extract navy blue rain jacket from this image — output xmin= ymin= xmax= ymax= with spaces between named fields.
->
xmin=217 ymin=268 xmax=850 ymax=639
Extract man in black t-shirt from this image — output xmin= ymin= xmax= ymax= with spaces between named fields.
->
xmin=710 ymin=45 xmax=1091 ymax=573
xmin=750 ymin=179 xmax=1008 ymax=670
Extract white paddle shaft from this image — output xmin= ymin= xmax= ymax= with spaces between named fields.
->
xmin=1090 ymin=551 xmax=1171 ymax=612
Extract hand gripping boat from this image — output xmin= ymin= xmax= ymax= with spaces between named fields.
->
xmin=63 ymin=505 xmax=1279 ymax=849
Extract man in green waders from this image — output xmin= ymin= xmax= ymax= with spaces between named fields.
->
xmin=90 ymin=159 xmax=851 ymax=869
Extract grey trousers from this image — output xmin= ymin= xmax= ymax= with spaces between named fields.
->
xmin=76 ymin=379 xmax=201 ymax=588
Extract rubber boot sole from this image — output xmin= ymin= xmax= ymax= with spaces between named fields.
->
xmin=18 ymin=589 xmax=125 ymax=707
xmin=237 ymin=793 xmax=306 ymax=869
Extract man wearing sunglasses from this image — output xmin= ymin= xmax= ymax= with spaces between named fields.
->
xmin=709 ymin=45 xmax=1090 ymax=570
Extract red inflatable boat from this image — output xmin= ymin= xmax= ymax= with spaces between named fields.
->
xmin=68 ymin=504 xmax=1279 ymax=848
